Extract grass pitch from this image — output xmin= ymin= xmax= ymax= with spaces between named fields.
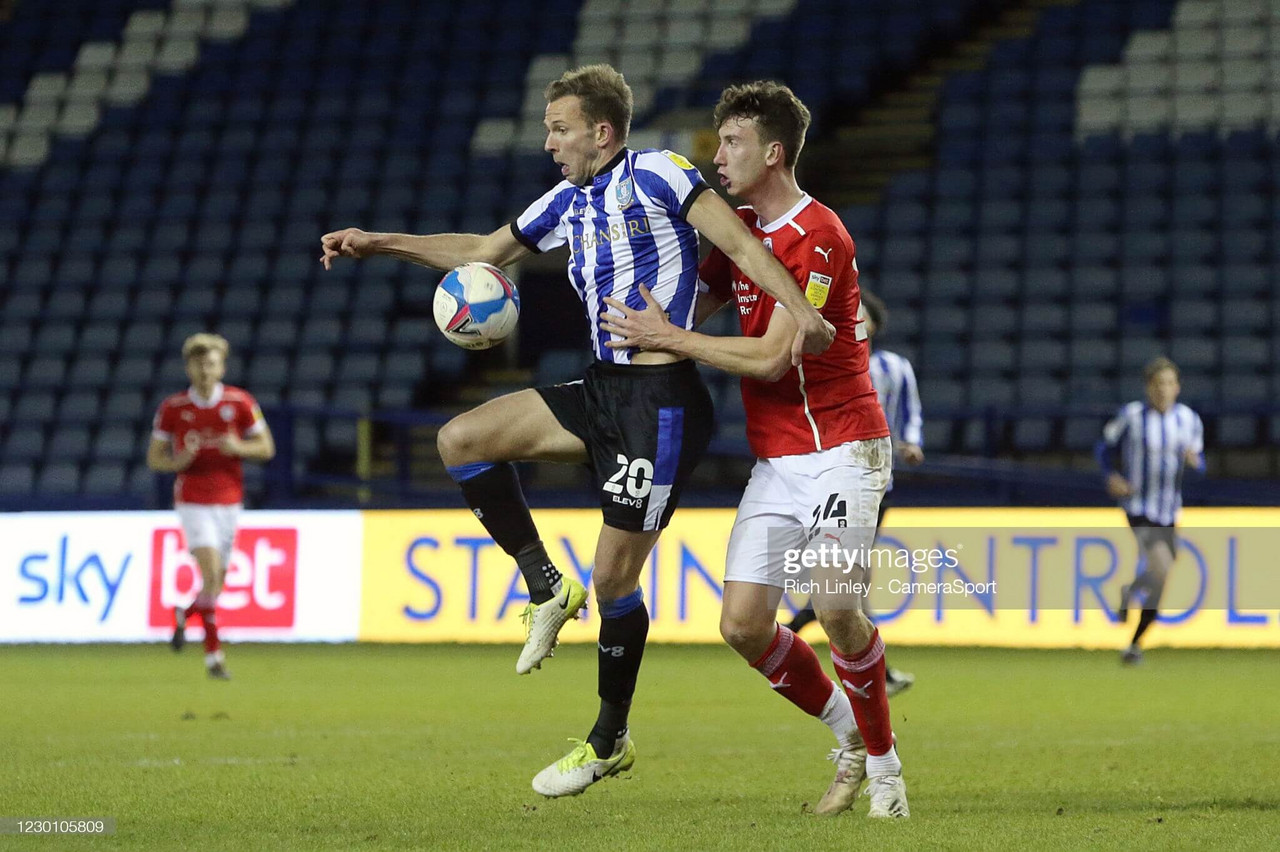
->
xmin=2 ymin=643 xmax=1278 ymax=851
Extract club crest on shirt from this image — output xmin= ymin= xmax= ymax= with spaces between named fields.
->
xmin=615 ymin=176 xmax=634 ymax=209
xmin=805 ymin=271 xmax=831 ymax=309
xmin=181 ymin=411 xmax=195 ymax=421
xmin=220 ymin=404 xmax=235 ymax=422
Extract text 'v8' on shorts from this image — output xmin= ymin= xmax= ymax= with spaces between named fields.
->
xmin=724 ymin=437 xmax=891 ymax=588
xmin=536 ymin=359 xmax=715 ymax=532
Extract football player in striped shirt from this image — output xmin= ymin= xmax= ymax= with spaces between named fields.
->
xmin=321 ymin=65 xmax=835 ymax=797
xmin=1097 ymin=357 xmax=1204 ymax=665
xmin=787 ymin=290 xmax=921 ymax=696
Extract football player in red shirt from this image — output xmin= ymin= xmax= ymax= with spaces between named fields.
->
xmin=601 ymin=82 xmax=908 ymax=818
xmin=147 ymin=333 xmax=275 ymax=678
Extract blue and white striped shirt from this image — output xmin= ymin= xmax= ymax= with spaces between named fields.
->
xmin=869 ymin=349 xmax=922 ymax=492
xmin=1097 ymin=401 xmax=1204 ymax=525
xmin=511 ymin=148 xmax=709 ymax=364
xmin=869 ymin=350 xmax=923 ymax=447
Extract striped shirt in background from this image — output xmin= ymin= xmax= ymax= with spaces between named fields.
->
xmin=1096 ymin=401 xmax=1204 ymax=526
xmin=868 ymin=349 xmax=922 ymax=491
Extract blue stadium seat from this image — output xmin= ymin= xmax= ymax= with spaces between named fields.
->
xmin=1119 ymin=336 xmax=1164 ymax=369
xmin=384 ymin=351 xmax=427 ymax=385
xmin=102 ymin=390 xmax=146 ymax=423
xmin=969 ymin=378 xmax=1015 ymax=407
xmin=337 ymin=353 xmax=381 ymax=385
xmin=1069 ymin=339 xmax=1117 ymax=371
xmin=111 ymin=357 xmax=156 ymax=391
xmin=0 ymin=463 xmax=36 ymax=496
xmin=971 ymin=341 xmax=1015 ymax=374
xmin=65 ymin=357 xmax=111 ymax=390
xmin=3 ymin=427 xmax=46 ymax=461
xmin=331 ymin=385 xmax=373 ymax=414
xmin=83 ymin=462 xmax=128 ymax=495
xmin=94 ymin=427 xmax=138 ymax=463
xmin=1012 ymin=419 xmax=1053 ymax=452
xmin=0 ymin=325 xmax=33 ymax=357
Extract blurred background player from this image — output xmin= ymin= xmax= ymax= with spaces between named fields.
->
xmin=786 ymin=289 xmax=922 ymax=696
xmin=320 ymin=65 xmax=834 ymax=796
xmin=147 ymin=333 xmax=275 ymax=679
xmin=1097 ymin=356 xmax=1204 ymax=666
xmin=602 ymin=81 xmax=908 ymax=818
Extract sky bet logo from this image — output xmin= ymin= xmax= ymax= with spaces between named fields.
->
xmin=18 ymin=536 xmax=130 ymax=623
xmin=147 ymin=528 xmax=298 ymax=628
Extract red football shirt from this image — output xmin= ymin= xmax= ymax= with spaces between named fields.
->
xmin=700 ymin=194 xmax=888 ymax=459
xmin=151 ymin=383 xmax=265 ymax=504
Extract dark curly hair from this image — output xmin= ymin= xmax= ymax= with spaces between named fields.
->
xmin=713 ymin=81 xmax=811 ymax=169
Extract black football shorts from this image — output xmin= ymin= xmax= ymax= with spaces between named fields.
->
xmin=537 ymin=359 xmax=715 ymax=532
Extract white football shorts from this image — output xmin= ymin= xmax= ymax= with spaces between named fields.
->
xmin=175 ymin=502 xmax=241 ymax=568
xmin=724 ymin=437 xmax=891 ymax=588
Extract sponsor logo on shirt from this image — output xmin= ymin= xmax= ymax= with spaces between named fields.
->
xmin=662 ymin=150 xmax=695 ymax=170
xmin=806 ymin=271 xmax=832 ymax=309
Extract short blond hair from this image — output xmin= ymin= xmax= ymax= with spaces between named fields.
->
xmin=1143 ymin=356 xmax=1179 ymax=383
xmin=182 ymin=332 xmax=229 ymax=362
xmin=544 ymin=64 xmax=633 ymax=143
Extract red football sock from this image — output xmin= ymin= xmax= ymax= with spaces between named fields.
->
xmin=184 ymin=592 xmax=216 ymax=619
xmin=751 ymin=624 xmax=834 ymax=717
xmin=830 ymin=629 xmax=893 ymax=755
xmin=199 ymin=605 xmax=220 ymax=655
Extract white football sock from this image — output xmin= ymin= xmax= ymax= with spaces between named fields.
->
xmin=866 ymin=744 xmax=902 ymax=777
xmin=818 ymin=681 xmax=859 ymax=747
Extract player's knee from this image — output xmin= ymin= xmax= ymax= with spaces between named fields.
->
xmin=719 ymin=613 xmax=771 ymax=655
xmin=436 ymin=416 xmax=479 ymax=466
xmin=592 ymin=571 xmax=634 ymax=605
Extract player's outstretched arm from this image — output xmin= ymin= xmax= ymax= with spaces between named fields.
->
xmin=319 ymin=225 xmax=529 ymax=271
xmin=601 ymin=286 xmax=794 ymax=382
xmin=683 ymin=191 xmax=834 ymax=365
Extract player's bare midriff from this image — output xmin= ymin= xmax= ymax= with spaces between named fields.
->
xmin=630 ymin=351 xmax=683 ymax=366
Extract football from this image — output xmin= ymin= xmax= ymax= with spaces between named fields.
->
xmin=432 ymin=262 xmax=521 ymax=350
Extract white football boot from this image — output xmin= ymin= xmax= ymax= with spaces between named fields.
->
xmin=516 ymin=577 xmax=588 ymax=675
xmin=531 ymin=735 xmax=636 ymax=797
xmin=815 ymin=739 xmax=868 ymax=816
xmin=866 ymin=774 xmax=910 ymax=818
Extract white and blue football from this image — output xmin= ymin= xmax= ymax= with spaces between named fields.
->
xmin=432 ymin=262 xmax=521 ymax=350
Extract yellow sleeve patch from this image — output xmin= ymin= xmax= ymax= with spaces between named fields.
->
xmin=663 ymin=149 xmax=695 ymax=170
xmin=805 ymin=271 xmax=831 ymax=309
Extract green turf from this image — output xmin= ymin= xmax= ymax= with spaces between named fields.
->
xmin=2 ymin=643 xmax=1278 ymax=850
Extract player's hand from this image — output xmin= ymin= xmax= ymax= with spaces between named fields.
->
xmin=1106 ymin=472 xmax=1134 ymax=499
xmin=790 ymin=311 xmax=836 ymax=366
xmin=173 ymin=432 xmax=201 ymax=471
xmin=320 ymin=228 xmax=375 ymax=270
xmin=1183 ymin=448 xmax=1202 ymax=468
xmin=216 ymin=433 xmax=245 ymax=457
xmin=900 ymin=444 xmax=924 ymax=466
xmin=599 ymin=286 xmax=678 ymax=352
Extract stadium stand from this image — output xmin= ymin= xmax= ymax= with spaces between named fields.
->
xmin=0 ymin=0 xmax=1276 ymax=508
